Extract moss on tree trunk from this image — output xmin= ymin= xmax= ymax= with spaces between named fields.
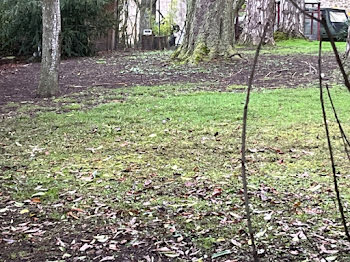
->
xmin=173 ymin=0 xmax=240 ymax=63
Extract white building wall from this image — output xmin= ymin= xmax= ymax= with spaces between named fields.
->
xmin=321 ymin=0 xmax=350 ymax=14
xmin=125 ymin=0 xmax=186 ymax=47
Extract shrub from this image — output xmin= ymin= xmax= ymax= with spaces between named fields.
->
xmin=0 ymin=0 xmax=115 ymax=57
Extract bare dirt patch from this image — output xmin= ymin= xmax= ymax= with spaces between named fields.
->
xmin=0 ymin=50 xmax=341 ymax=108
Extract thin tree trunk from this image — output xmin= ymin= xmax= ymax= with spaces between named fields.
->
xmin=115 ymin=0 xmax=120 ymax=49
xmin=240 ymin=21 xmax=272 ymax=262
xmin=240 ymin=0 xmax=275 ymax=45
xmin=278 ymin=0 xmax=304 ymax=37
xmin=121 ymin=0 xmax=129 ymax=48
xmin=134 ymin=8 xmax=139 ymax=46
xmin=38 ymin=0 xmax=61 ymax=98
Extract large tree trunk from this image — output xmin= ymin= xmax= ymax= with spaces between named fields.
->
xmin=277 ymin=0 xmax=304 ymax=37
xmin=173 ymin=0 xmax=238 ymax=63
xmin=240 ymin=0 xmax=275 ymax=45
xmin=38 ymin=0 xmax=61 ymax=98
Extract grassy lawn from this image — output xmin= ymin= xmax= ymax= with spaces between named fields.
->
xmin=237 ymin=39 xmax=347 ymax=55
xmin=1 ymin=82 xmax=350 ymax=260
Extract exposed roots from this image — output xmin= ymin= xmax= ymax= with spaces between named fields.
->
xmin=172 ymin=43 xmax=241 ymax=64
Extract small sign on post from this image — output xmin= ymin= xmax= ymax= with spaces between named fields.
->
xmin=143 ymin=29 xmax=153 ymax=36
xmin=142 ymin=29 xmax=154 ymax=50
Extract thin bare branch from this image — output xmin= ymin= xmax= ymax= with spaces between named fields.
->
xmin=325 ymin=84 xmax=350 ymax=161
xmin=240 ymin=19 xmax=272 ymax=262
xmin=318 ymin=39 xmax=350 ymax=242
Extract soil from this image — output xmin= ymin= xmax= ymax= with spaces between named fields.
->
xmin=0 ymin=50 xmax=341 ymax=108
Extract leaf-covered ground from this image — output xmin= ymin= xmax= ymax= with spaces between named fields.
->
xmin=1 ymin=40 xmax=350 ymax=261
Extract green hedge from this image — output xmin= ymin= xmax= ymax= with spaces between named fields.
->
xmin=0 ymin=0 xmax=114 ymax=57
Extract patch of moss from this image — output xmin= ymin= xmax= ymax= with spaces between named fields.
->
xmin=171 ymin=47 xmax=182 ymax=59
xmin=4 ymin=102 xmax=19 ymax=109
xmin=197 ymin=237 xmax=216 ymax=250
xmin=274 ymin=31 xmax=290 ymax=42
xmin=191 ymin=43 xmax=210 ymax=63
xmin=62 ymin=103 xmax=82 ymax=110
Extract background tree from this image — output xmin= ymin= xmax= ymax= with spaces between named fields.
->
xmin=37 ymin=0 xmax=61 ymax=97
xmin=135 ymin=0 xmax=157 ymax=46
xmin=0 ymin=0 xmax=42 ymax=56
xmin=277 ymin=0 xmax=304 ymax=37
xmin=173 ymin=0 xmax=243 ymax=63
xmin=240 ymin=0 xmax=275 ymax=45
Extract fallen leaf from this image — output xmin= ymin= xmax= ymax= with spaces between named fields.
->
xmin=94 ymin=235 xmax=109 ymax=243
xmin=212 ymin=188 xmax=222 ymax=197
xmin=20 ymin=209 xmax=29 ymax=214
xmin=31 ymin=192 xmax=46 ymax=198
xmin=255 ymin=229 xmax=266 ymax=239
xmin=230 ymin=239 xmax=241 ymax=247
xmin=264 ymin=212 xmax=272 ymax=221
xmin=309 ymin=184 xmax=321 ymax=192
xmin=153 ymin=247 xmax=180 ymax=258
xmin=14 ymin=202 xmax=24 ymax=207
xmin=31 ymin=198 xmax=41 ymax=203
xmin=67 ymin=211 xmax=79 ymax=220
xmin=326 ymin=256 xmax=337 ymax=261
xmin=71 ymin=207 xmax=85 ymax=213
xmin=144 ymin=180 xmax=152 ymax=186
xmin=0 ymin=208 xmax=9 ymax=213
xmin=2 ymin=239 xmax=15 ymax=244
xmin=109 ymin=244 xmax=119 ymax=251
xmin=100 ymin=256 xmax=115 ymax=261
xmin=79 ymin=243 xmax=92 ymax=252
xmin=212 ymin=250 xmax=232 ymax=259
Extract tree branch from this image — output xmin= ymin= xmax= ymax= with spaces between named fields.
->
xmin=318 ymin=39 xmax=350 ymax=243
xmin=240 ymin=19 xmax=272 ymax=262
xmin=325 ymin=84 xmax=350 ymax=161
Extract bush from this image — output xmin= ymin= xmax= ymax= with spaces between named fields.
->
xmin=0 ymin=0 xmax=115 ymax=57
xmin=0 ymin=0 xmax=42 ymax=56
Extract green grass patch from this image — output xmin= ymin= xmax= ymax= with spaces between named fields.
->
xmin=237 ymin=39 xmax=347 ymax=55
xmin=61 ymin=103 xmax=82 ymax=110
xmin=1 ymin=84 xmax=350 ymax=260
